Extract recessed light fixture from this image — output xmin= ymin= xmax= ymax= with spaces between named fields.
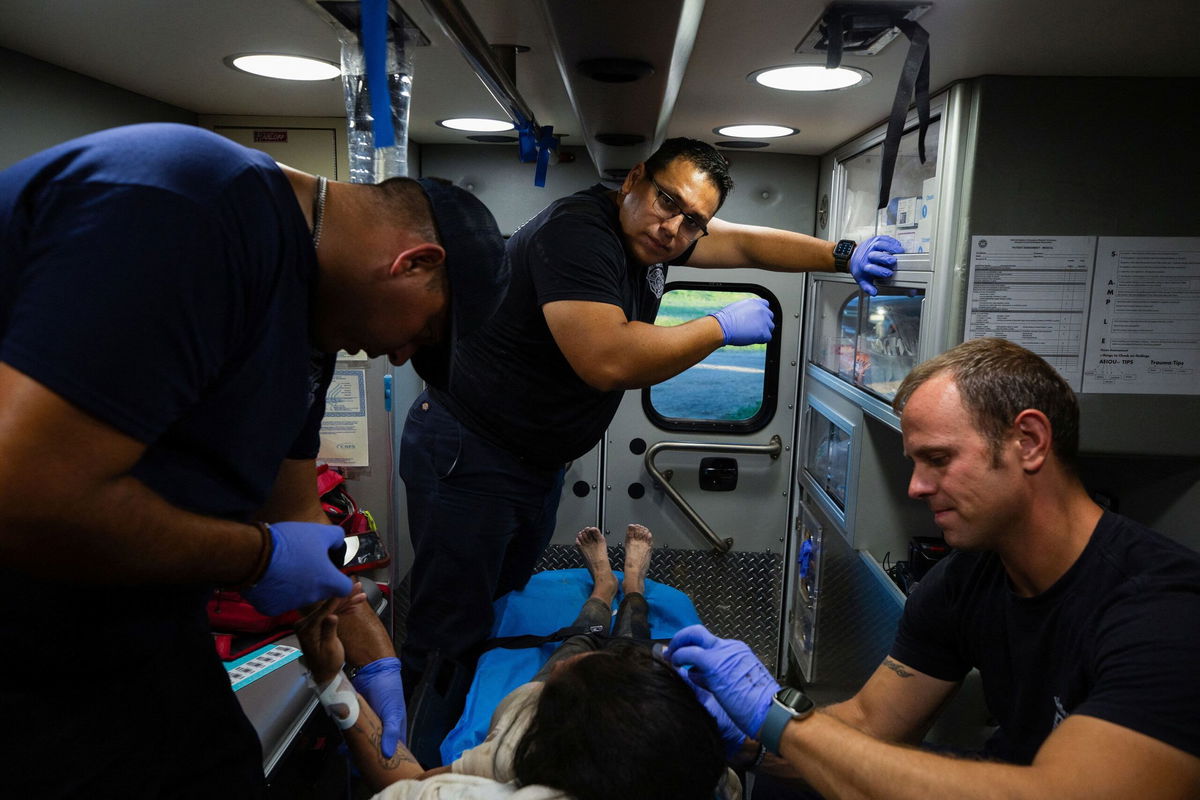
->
xmin=749 ymin=64 xmax=871 ymax=92
xmin=225 ymin=54 xmax=340 ymax=81
xmin=437 ymin=118 xmax=516 ymax=133
xmin=714 ymin=124 xmax=797 ymax=139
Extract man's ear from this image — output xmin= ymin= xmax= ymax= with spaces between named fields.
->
xmin=1013 ymin=409 xmax=1052 ymax=473
xmin=621 ymin=163 xmax=646 ymax=196
xmin=389 ymin=242 xmax=446 ymax=277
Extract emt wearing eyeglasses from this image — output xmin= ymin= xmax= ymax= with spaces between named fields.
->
xmin=397 ymin=138 xmax=905 ymax=698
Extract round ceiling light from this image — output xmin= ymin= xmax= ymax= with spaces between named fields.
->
xmin=750 ymin=64 xmax=872 ymax=92
xmin=714 ymin=124 xmax=797 ymax=139
xmin=225 ymin=54 xmax=340 ymax=81
xmin=437 ymin=118 xmax=516 ymax=133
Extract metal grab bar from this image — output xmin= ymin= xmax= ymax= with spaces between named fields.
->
xmin=419 ymin=0 xmax=542 ymax=133
xmin=643 ymin=435 xmax=783 ymax=553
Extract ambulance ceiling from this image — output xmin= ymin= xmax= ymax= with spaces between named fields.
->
xmin=0 ymin=0 xmax=1196 ymax=174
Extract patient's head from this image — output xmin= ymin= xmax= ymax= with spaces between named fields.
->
xmin=513 ymin=640 xmax=725 ymax=800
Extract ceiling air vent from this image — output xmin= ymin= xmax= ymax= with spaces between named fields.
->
xmin=577 ymin=58 xmax=655 ymax=83
xmin=795 ymin=2 xmax=930 ymax=57
xmin=595 ymin=133 xmax=647 ymax=146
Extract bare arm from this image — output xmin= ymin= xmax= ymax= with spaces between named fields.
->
xmin=0 ymin=361 xmax=261 ymax=584
xmin=685 ymin=217 xmax=837 ymax=272
xmin=751 ymin=657 xmax=957 ymax=787
xmin=542 ymin=299 xmax=726 ymax=391
xmin=823 ymin=656 xmax=960 ymax=743
xmin=296 ymin=595 xmax=441 ymax=791
xmin=777 ymin=709 xmax=1200 ymax=800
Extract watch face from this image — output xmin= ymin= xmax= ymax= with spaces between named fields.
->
xmin=834 ymin=239 xmax=855 ymax=259
xmin=777 ymin=686 xmax=816 ymax=716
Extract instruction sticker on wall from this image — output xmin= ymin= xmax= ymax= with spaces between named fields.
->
xmin=319 ymin=369 xmax=369 ymax=467
xmin=1082 ymin=237 xmax=1200 ymax=395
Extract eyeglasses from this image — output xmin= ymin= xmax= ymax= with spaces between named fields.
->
xmin=648 ymin=176 xmax=710 ymax=241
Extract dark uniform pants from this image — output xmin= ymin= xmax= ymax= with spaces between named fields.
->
xmin=399 ymin=389 xmax=565 ymax=679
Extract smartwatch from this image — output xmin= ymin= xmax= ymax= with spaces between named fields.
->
xmin=758 ymin=686 xmax=816 ymax=755
xmin=832 ymin=239 xmax=856 ymax=274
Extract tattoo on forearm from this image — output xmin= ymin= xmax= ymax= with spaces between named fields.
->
xmin=355 ymin=715 xmax=418 ymax=769
xmin=882 ymin=658 xmax=914 ymax=678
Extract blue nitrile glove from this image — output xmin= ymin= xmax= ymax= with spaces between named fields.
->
xmin=678 ymin=667 xmax=747 ymax=759
xmin=243 ymin=522 xmax=352 ymax=616
xmin=849 ymin=234 xmax=904 ymax=296
xmin=709 ymin=297 xmax=775 ymax=346
xmin=667 ymin=624 xmax=780 ymax=739
xmin=351 ymin=657 xmax=407 ymax=756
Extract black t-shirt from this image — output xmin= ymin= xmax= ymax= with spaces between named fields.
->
xmin=436 ymin=184 xmax=694 ymax=465
xmin=891 ymin=511 xmax=1200 ymax=764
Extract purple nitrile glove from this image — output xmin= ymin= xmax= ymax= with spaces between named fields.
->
xmin=667 ymin=624 xmax=780 ymax=739
xmin=849 ymin=234 xmax=904 ymax=296
xmin=243 ymin=522 xmax=352 ymax=616
xmin=351 ymin=657 xmax=407 ymax=757
xmin=709 ymin=297 xmax=775 ymax=346
xmin=678 ymin=667 xmax=747 ymax=759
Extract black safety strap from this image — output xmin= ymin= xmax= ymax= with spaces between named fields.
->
xmin=481 ymin=624 xmax=668 ymax=652
xmin=878 ymin=18 xmax=931 ymax=210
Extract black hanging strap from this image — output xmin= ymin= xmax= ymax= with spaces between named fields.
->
xmin=877 ymin=19 xmax=931 ymax=211
xmin=480 ymin=624 xmax=670 ymax=653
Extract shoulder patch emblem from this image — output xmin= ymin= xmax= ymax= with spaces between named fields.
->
xmin=647 ymin=264 xmax=665 ymax=299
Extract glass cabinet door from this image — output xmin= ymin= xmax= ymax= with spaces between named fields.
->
xmin=790 ymin=503 xmax=824 ymax=682
xmin=811 ymin=279 xmax=927 ymax=402
xmin=803 ymin=403 xmax=853 ymax=511
xmin=844 ymin=288 xmax=926 ymax=401
xmin=838 ymin=117 xmax=941 ymax=256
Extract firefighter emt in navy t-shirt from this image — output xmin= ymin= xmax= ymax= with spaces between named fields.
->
xmin=667 ymin=338 xmax=1200 ymax=800
xmin=0 ymin=123 xmax=505 ymax=796
xmin=398 ymin=137 xmax=906 ymax=692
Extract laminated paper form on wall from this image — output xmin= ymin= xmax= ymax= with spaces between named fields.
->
xmin=967 ymin=235 xmax=1199 ymax=396
xmin=1081 ymin=238 xmax=1200 ymax=395
xmin=319 ymin=368 xmax=369 ymax=467
xmin=966 ymin=235 xmax=1097 ymax=391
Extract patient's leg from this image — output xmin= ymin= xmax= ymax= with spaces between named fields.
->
xmin=613 ymin=524 xmax=652 ymax=641
xmin=532 ymin=526 xmax=616 ymax=681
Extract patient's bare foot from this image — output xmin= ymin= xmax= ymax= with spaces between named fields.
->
xmin=576 ymin=526 xmax=617 ymax=604
xmin=622 ymin=524 xmax=653 ymax=596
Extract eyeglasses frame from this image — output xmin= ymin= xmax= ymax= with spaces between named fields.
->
xmin=647 ymin=175 xmax=710 ymax=241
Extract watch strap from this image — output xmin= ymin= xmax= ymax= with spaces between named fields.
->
xmin=833 ymin=239 xmax=856 ymax=274
xmin=758 ymin=687 xmax=815 ymax=755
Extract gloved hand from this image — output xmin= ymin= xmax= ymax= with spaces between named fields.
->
xmin=243 ymin=522 xmax=352 ymax=616
xmin=351 ymin=657 xmax=407 ymax=757
xmin=667 ymin=624 xmax=780 ymax=738
xmin=678 ymin=667 xmax=747 ymax=759
xmin=709 ymin=297 xmax=775 ymax=346
xmin=849 ymin=234 xmax=904 ymax=296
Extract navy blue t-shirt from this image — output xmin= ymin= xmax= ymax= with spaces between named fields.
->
xmin=0 ymin=123 xmax=331 ymax=521
xmin=891 ymin=511 xmax=1200 ymax=763
xmin=0 ymin=123 xmax=333 ymax=655
xmin=435 ymin=184 xmax=694 ymax=465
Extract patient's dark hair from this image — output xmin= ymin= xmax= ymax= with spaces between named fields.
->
xmin=513 ymin=640 xmax=725 ymax=800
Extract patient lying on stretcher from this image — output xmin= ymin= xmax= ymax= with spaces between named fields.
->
xmin=295 ymin=524 xmax=739 ymax=800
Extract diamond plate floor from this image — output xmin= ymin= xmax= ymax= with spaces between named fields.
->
xmin=392 ymin=545 xmax=783 ymax=669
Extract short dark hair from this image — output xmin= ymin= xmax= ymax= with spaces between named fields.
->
xmin=893 ymin=337 xmax=1081 ymax=471
xmin=372 ymin=176 xmax=440 ymax=244
xmin=512 ymin=640 xmax=725 ymax=800
xmin=644 ymin=137 xmax=734 ymax=209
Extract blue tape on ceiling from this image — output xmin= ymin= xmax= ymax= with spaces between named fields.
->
xmin=517 ymin=121 xmax=537 ymax=163
xmin=533 ymin=125 xmax=556 ymax=187
xmin=362 ymin=0 xmax=395 ymax=149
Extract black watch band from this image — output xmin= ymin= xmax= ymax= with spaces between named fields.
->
xmin=833 ymin=239 xmax=856 ymax=274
